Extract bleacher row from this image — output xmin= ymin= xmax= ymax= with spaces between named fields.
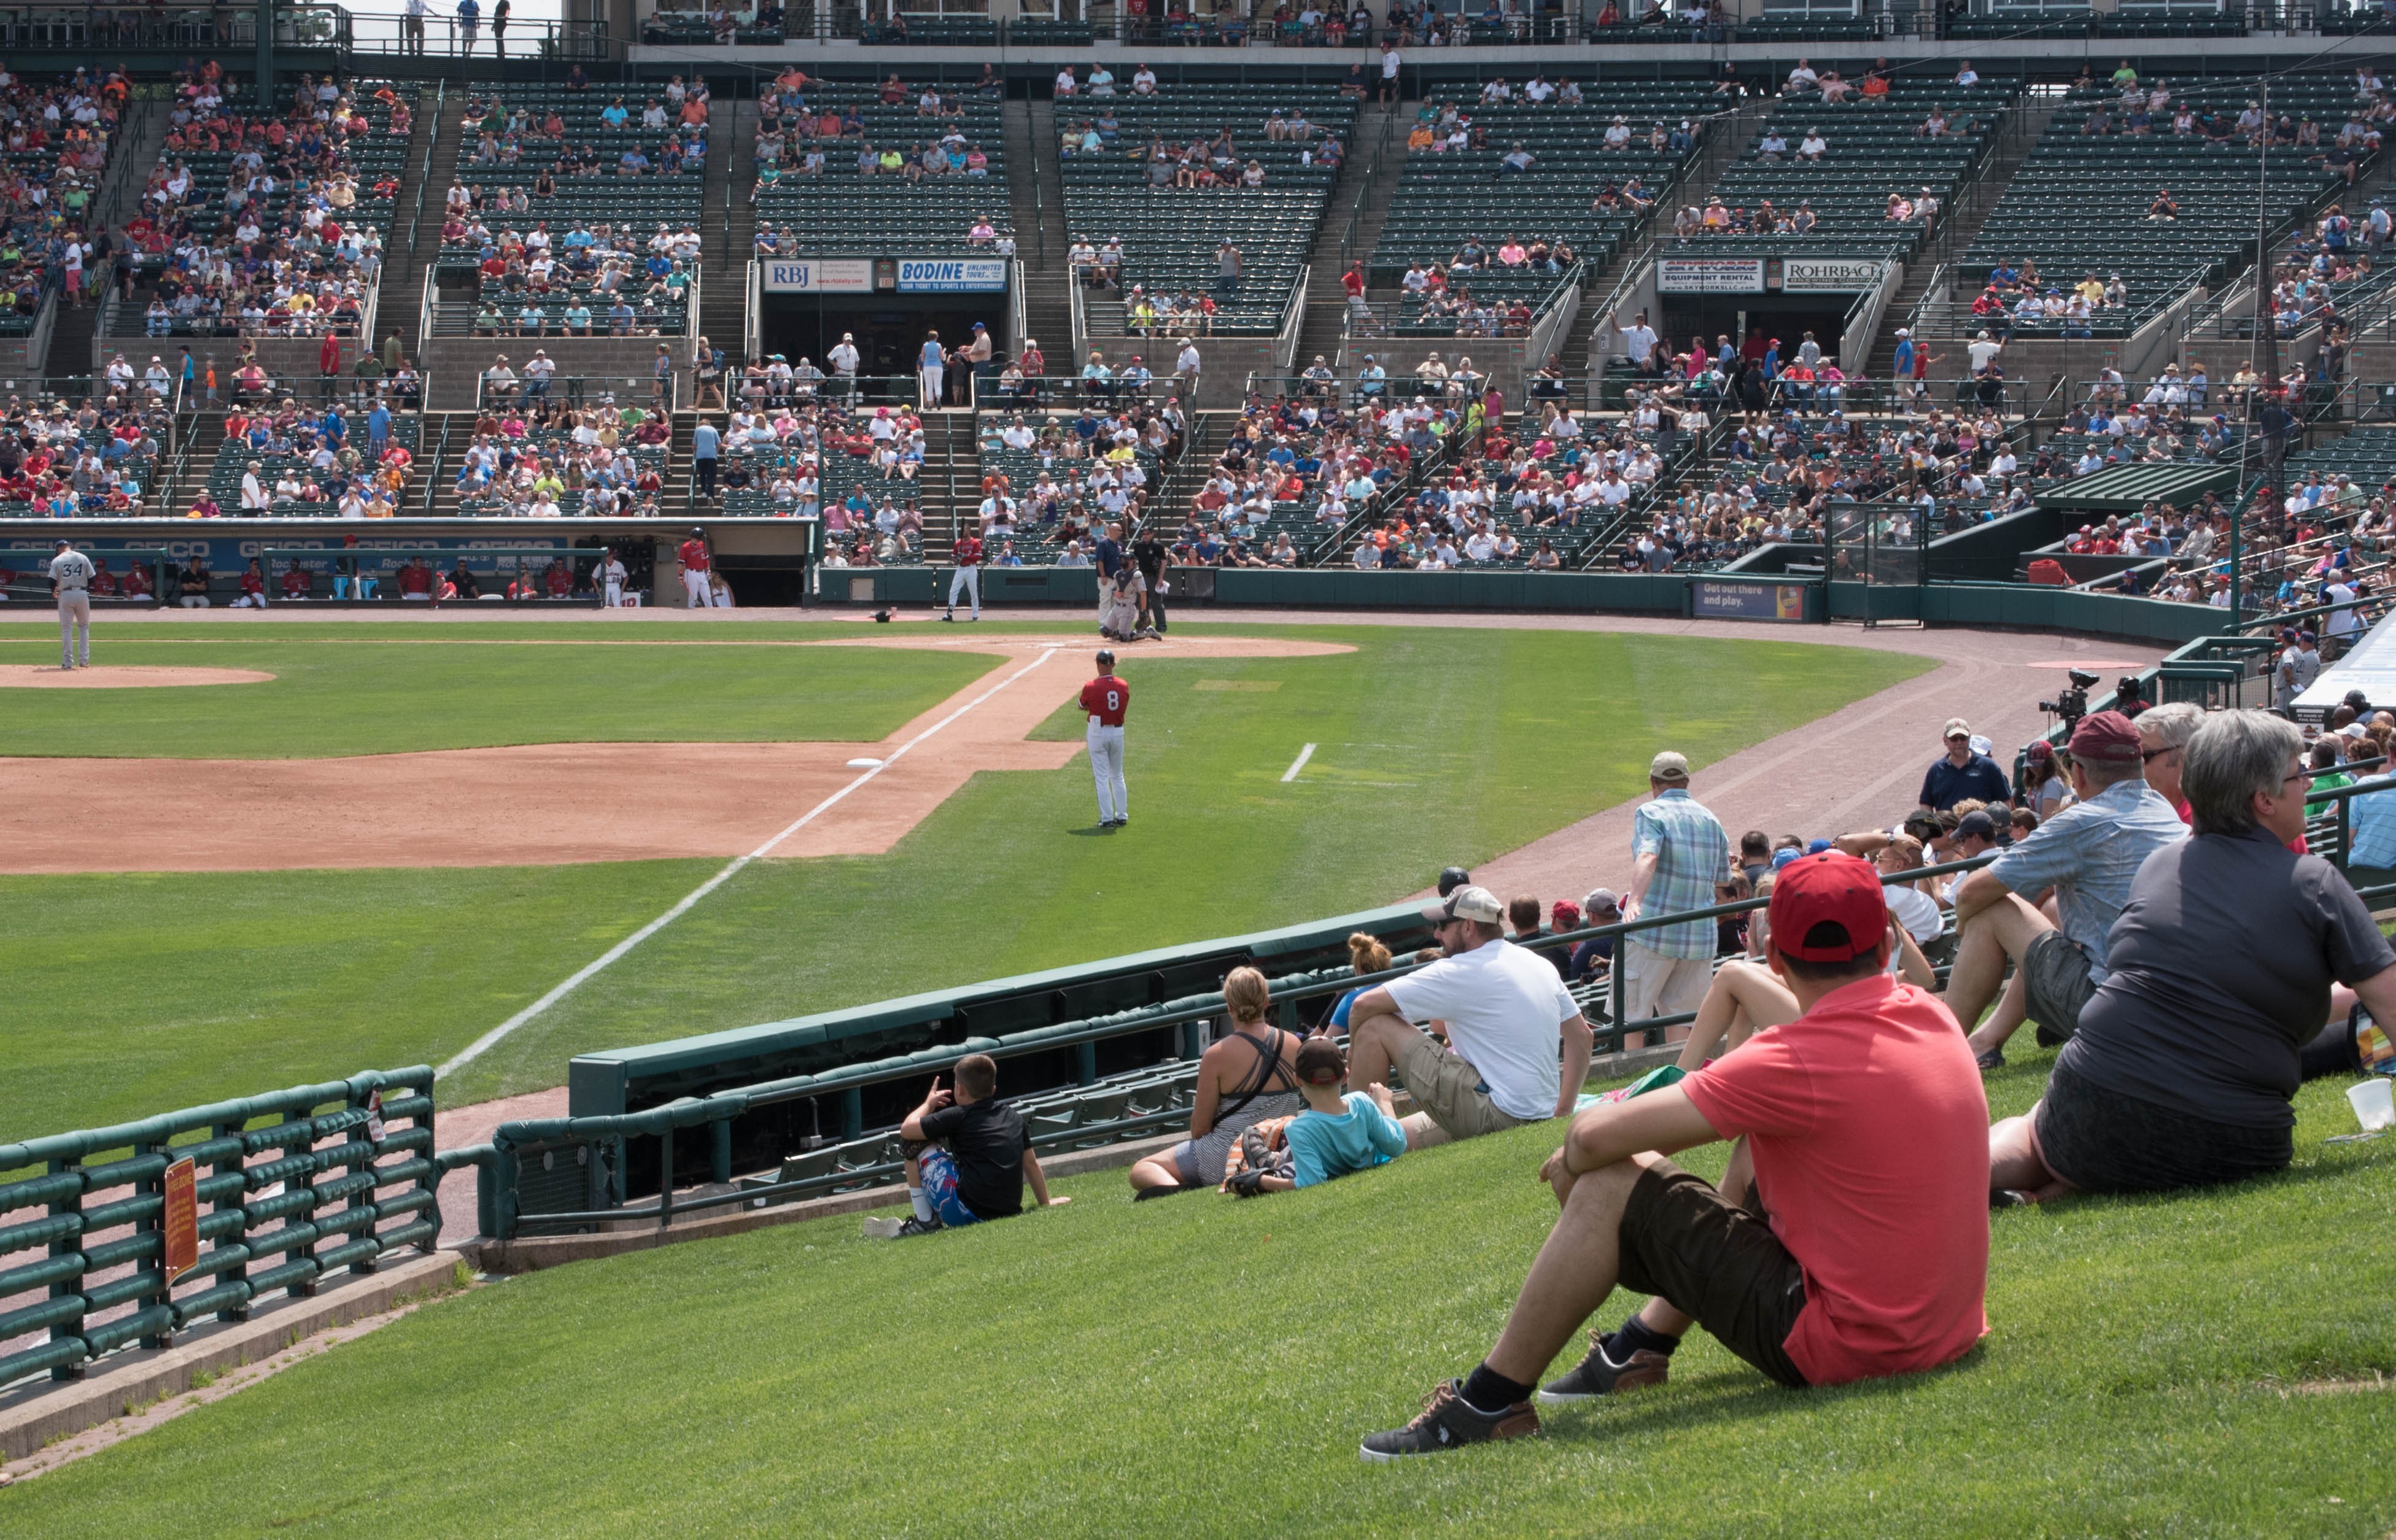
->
xmin=1369 ymin=84 xmax=1716 ymax=329
xmin=1065 ymin=85 xmax=1355 ymax=335
xmin=752 ymin=79 xmax=1010 ymax=257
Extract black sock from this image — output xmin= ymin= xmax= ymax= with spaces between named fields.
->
xmin=1613 ymin=1317 xmax=1683 ymax=1359
xmin=1460 ymin=1363 xmax=1535 ymax=1414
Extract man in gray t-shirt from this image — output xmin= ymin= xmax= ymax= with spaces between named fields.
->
xmin=1944 ymin=710 xmax=2186 ymax=1066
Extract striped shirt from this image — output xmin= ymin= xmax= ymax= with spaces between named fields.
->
xmin=1632 ymin=788 xmax=1731 ymax=959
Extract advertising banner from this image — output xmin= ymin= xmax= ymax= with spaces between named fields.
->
xmin=1781 ymin=257 xmax=1885 ymax=293
xmin=761 ymin=259 xmax=874 ymax=293
xmin=895 ymin=258 xmax=1008 ymax=293
xmin=1690 ymin=579 xmax=1810 ymax=623
xmin=1657 ymin=258 xmax=1765 ymax=294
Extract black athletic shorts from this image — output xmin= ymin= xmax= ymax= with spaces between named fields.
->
xmin=1616 ymin=1160 xmax=1810 ymax=1388
xmin=2034 ymin=1058 xmax=2291 ymax=1193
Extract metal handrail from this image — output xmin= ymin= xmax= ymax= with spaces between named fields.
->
xmin=469 ymin=851 xmax=2000 ymax=1237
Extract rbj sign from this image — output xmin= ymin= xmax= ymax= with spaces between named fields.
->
xmin=762 ymin=259 xmax=873 ymax=293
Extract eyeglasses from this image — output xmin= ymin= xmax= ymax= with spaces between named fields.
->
xmin=2141 ymin=746 xmax=2178 ymax=762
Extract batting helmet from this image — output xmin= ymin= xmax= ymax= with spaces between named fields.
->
xmin=1096 ymin=649 xmax=1116 ymax=670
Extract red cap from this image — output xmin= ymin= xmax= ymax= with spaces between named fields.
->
xmin=1768 ymin=852 xmax=1887 ymax=963
xmin=2068 ymin=708 xmax=2144 ymax=766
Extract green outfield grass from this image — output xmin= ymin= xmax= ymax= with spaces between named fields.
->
xmin=4 ymin=1057 xmax=2389 ymax=1538
xmin=0 ymin=623 xmax=1930 ymax=1139
xmin=0 ymin=626 xmax=991 ymax=757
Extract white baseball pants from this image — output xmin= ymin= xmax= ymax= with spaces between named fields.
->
xmin=1088 ymin=724 xmax=1126 ymax=823
xmin=682 ymin=569 xmax=711 ymax=608
xmin=947 ymin=564 xmax=980 ymax=616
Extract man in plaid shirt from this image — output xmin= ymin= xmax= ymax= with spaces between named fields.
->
xmin=1620 ymin=751 xmax=1732 ymax=1034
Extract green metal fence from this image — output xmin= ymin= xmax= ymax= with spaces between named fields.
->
xmin=0 ymin=1067 xmax=440 ymax=1392
xmin=490 ymin=856 xmax=1998 ymax=1240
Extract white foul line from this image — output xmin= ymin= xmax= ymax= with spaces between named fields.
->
xmin=438 ymin=646 xmax=1063 ymax=1078
xmin=1281 ymin=743 xmax=1317 ymax=783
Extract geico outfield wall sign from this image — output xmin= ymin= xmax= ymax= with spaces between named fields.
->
xmin=896 ymin=258 xmax=1009 ymax=293
xmin=762 ymin=259 xmax=874 ymax=293
xmin=1781 ymin=258 xmax=1885 ymax=293
xmin=1656 ymin=258 xmax=1766 ymax=294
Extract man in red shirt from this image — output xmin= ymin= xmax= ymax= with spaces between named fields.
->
xmin=942 ymin=530 xmax=983 ymax=622
xmin=1078 ymin=648 xmax=1130 ymax=828
xmin=1362 ymin=851 xmax=1990 ymax=1459
xmin=677 ymin=527 xmax=712 ymax=608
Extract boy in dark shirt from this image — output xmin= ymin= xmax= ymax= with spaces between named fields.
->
xmin=871 ymin=1053 xmax=1068 ymax=1238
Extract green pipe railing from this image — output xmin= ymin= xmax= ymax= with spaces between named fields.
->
xmin=0 ymin=1067 xmax=440 ymax=1392
xmin=481 ymin=854 xmax=2000 ymax=1240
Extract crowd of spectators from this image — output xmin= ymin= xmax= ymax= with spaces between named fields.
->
xmin=129 ymin=67 xmax=394 ymax=338
xmin=449 ymin=390 xmax=667 ymax=518
xmin=0 ymin=63 xmax=128 ymax=324
xmin=0 ymin=389 xmax=167 ymax=515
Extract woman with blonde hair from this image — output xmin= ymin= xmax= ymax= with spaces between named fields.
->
xmin=1128 ymin=965 xmax=1303 ymax=1198
xmin=1322 ymin=932 xmax=1394 ymax=1033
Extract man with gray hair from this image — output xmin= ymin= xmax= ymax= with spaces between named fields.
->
xmin=1946 ymin=710 xmax=2187 ymax=1068
xmin=2135 ymin=699 xmax=2204 ymax=817
xmin=1990 ymin=711 xmax=2396 ymax=1199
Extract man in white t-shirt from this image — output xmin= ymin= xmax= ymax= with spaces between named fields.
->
xmin=1344 ymin=886 xmax=1595 ymax=1148
xmin=1966 ymin=330 xmax=2002 ymax=373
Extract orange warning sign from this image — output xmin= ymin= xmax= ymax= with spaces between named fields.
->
xmin=161 ymin=1157 xmax=198 ymax=1280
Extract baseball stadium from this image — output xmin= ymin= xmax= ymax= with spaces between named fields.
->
xmin=2 ymin=6 xmax=2395 ymax=1534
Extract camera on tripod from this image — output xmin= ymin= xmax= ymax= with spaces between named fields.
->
xmin=2039 ymin=669 xmax=2103 ymax=730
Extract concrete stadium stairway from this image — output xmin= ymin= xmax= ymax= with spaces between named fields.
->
xmin=1008 ymin=99 xmax=1074 ymax=366
xmin=1863 ymin=93 xmax=2063 ymax=381
xmin=699 ymin=95 xmax=754 ymax=369
xmin=1293 ymin=103 xmax=1395 ymax=377
xmin=384 ymin=98 xmax=467 ymax=365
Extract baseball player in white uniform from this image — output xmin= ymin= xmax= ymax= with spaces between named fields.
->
xmin=50 ymin=538 xmax=94 ymax=669
xmin=599 ymin=547 xmax=628 ymax=606
xmin=1079 ymin=649 xmax=1130 ymax=828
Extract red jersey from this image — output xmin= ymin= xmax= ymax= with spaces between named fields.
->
xmin=1341 ymin=267 xmax=1365 ymax=299
xmin=678 ymin=538 xmax=710 ymax=571
xmin=1079 ymin=674 xmax=1129 ymax=727
xmin=953 ymin=535 xmax=984 ymax=567
xmin=1681 ymin=974 xmax=1990 ymax=1387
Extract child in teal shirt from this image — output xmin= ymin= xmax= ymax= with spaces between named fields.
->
xmin=1230 ymin=1037 xmax=1408 ymax=1194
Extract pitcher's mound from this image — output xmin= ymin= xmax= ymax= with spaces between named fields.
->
xmin=0 ymin=666 xmax=276 ymax=689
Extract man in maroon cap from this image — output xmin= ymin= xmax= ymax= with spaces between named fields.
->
xmin=1944 ymin=710 xmax=2188 ymax=1070
xmin=1359 ymin=853 xmax=1990 ymax=1461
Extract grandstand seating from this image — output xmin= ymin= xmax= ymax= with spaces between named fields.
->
xmin=1688 ymin=76 xmax=2017 ymax=260
xmin=1368 ymin=83 xmax=1716 ymax=330
xmin=976 ymin=397 xmax=1177 ymax=561
xmin=1961 ymin=77 xmax=2360 ymax=336
xmin=121 ymin=77 xmax=414 ymax=340
xmin=196 ymin=403 xmax=422 ymax=515
xmin=751 ymin=79 xmax=1010 ymax=258
xmin=1060 ymin=84 xmax=1354 ymax=335
xmin=715 ymin=397 xmax=927 ymax=549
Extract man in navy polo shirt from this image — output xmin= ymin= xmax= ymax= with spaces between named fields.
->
xmin=1918 ymin=717 xmax=2012 ymax=811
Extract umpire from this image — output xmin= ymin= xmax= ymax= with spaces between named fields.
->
xmin=1131 ymin=523 xmax=1169 ymax=635
xmin=50 ymin=538 xmax=93 ymax=670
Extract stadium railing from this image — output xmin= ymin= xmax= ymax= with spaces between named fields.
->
xmin=0 ymin=1067 xmax=441 ymax=1394
xmin=470 ymin=853 xmax=1998 ymax=1239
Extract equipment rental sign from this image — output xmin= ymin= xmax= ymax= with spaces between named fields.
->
xmin=896 ymin=258 xmax=1009 ymax=293
xmin=761 ymin=259 xmax=873 ymax=293
xmin=1657 ymin=258 xmax=1765 ymax=294
xmin=1781 ymin=257 xmax=1885 ymax=293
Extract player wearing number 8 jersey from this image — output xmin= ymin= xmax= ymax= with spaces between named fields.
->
xmin=1080 ymin=649 xmax=1131 ymax=829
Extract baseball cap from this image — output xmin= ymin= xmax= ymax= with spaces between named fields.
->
xmin=1956 ymin=810 xmax=1999 ymax=841
xmin=1584 ymin=886 xmax=1621 ymax=913
xmin=1942 ymin=717 xmax=1972 ymax=740
xmin=1436 ymin=865 xmax=1473 ymax=897
xmin=1649 ymin=750 xmax=1691 ymax=783
xmin=1770 ymin=847 xmax=1799 ymax=871
xmin=1969 ymin=734 xmax=1993 ymax=757
xmin=1767 ymin=851 xmax=1888 ymax=963
xmin=1422 ymin=884 xmax=1504 ymax=926
xmin=1295 ymin=1036 xmax=1347 ymax=1086
xmin=2068 ymin=708 xmax=2144 ymax=767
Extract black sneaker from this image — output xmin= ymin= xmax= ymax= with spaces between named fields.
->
xmin=1538 ymin=1334 xmax=1670 ymax=1404
xmin=1359 ymin=1379 xmax=1539 ymax=1461
xmin=939 ymin=612 xmax=956 ymax=622
xmin=1974 ymin=1047 xmax=2006 ymax=1072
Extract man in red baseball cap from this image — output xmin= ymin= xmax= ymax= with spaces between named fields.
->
xmin=1360 ymin=852 xmax=1990 ymax=1460
xmin=1944 ymin=709 xmax=2188 ymax=1070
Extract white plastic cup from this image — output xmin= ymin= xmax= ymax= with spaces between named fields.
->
xmin=2349 ymin=1078 xmax=2396 ymax=1134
